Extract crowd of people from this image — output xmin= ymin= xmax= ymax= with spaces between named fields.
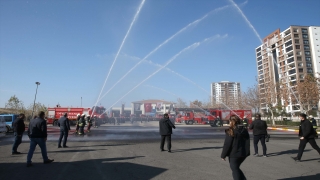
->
xmin=10 ymin=111 xmax=320 ymax=179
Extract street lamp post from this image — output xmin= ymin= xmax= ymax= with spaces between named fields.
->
xmin=31 ymin=82 xmax=40 ymax=119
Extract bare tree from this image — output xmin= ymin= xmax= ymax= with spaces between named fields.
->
xmin=175 ymin=98 xmax=188 ymax=108
xmin=295 ymin=74 xmax=320 ymax=114
xmin=191 ymin=100 xmax=202 ymax=108
xmin=241 ymin=84 xmax=260 ymax=112
xmin=261 ymin=81 xmax=279 ymax=126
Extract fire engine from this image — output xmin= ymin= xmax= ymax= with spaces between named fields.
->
xmin=47 ymin=106 xmax=107 ymax=126
xmin=174 ymin=108 xmax=252 ymax=126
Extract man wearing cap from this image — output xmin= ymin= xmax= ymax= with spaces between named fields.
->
xmin=57 ymin=113 xmax=70 ymax=148
xmin=309 ymin=115 xmax=318 ymax=139
xmin=159 ymin=113 xmax=176 ymax=152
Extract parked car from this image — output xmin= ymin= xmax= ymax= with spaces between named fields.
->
xmin=0 ymin=114 xmax=18 ymax=133
xmin=0 ymin=116 xmax=6 ymax=136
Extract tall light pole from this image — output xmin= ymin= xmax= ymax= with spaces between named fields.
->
xmin=31 ymin=82 xmax=40 ymax=119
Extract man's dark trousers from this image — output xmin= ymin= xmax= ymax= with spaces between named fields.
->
xmin=297 ymin=138 xmax=320 ymax=159
xmin=12 ymin=132 xmax=23 ymax=153
xmin=160 ymin=135 xmax=171 ymax=150
xmin=58 ymin=130 xmax=68 ymax=147
xmin=254 ymin=134 xmax=267 ymax=155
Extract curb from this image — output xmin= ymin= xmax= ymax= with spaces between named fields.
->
xmin=268 ymin=127 xmax=320 ymax=134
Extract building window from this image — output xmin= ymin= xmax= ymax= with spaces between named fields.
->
xmin=296 ymin=51 xmax=301 ymax=55
xmin=289 ymin=69 xmax=296 ymax=75
xmin=258 ymin=66 xmax=263 ymax=70
xmin=256 ymin=47 xmax=261 ymax=52
xmin=291 ymin=76 xmax=296 ymax=80
xmin=285 ymin=40 xmax=292 ymax=47
xmin=297 ymin=56 xmax=302 ymax=61
xmin=295 ymin=45 xmax=300 ymax=49
xmin=305 ymin=51 xmax=310 ymax=56
xmin=303 ymin=34 xmax=308 ymax=39
xmin=304 ymin=45 xmax=310 ymax=50
xmin=258 ymin=61 xmax=262 ymax=66
xmin=303 ymin=40 xmax=309 ymax=44
xmin=286 ymin=46 xmax=293 ymax=52
xmin=287 ymin=57 xmax=294 ymax=63
xmin=299 ymin=74 xmax=304 ymax=79
xmin=298 ymin=63 xmax=303 ymax=67
xmin=299 ymin=68 xmax=303 ymax=73
xmin=295 ymin=39 xmax=300 ymax=44
xmin=302 ymin=28 xmax=308 ymax=33
xmin=293 ymin=28 xmax=298 ymax=33
xmin=257 ymin=56 xmax=262 ymax=61
xmin=257 ymin=52 xmax=261 ymax=56
xmin=307 ymin=68 xmax=313 ymax=73
xmin=294 ymin=34 xmax=299 ymax=38
xmin=306 ymin=63 xmax=312 ymax=67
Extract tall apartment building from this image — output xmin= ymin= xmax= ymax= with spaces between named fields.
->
xmin=255 ymin=25 xmax=320 ymax=113
xmin=211 ymin=81 xmax=241 ymax=109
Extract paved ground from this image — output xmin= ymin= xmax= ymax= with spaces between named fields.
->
xmin=0 ymin=121 xmax=320 ymax=180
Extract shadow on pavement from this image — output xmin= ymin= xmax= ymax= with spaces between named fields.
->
xmin=301 ymin=158 xmax=320 ymax=162
xmin=172 ymin=146 xmax=222 ymax=153
xmin=267 ymin=149 xmax=311 ymax=157
xmin=278 ymin=173 xmax=320 ymax=180
xmin=71 ymin=144 xmax=131 ymax=148
xmin=0 ymin=156 xmax=166 ymax=180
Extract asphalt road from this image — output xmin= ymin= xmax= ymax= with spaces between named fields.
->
xmin=0 ymin=121 xmax=320 ymax=180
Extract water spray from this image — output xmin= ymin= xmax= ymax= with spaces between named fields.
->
xmin=92 ymin=0 xmax=146 ymax=116
xmin=95 ymin=2 xmax=240 ymax=103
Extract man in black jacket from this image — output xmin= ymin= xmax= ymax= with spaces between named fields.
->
xmin=58 ymin=113 xmax=70 ymax=148
xmin=12 ymin=113 xmax=26 ymax=155
xmin=309 ymin=115 xmax=318 ymax=138
xmin=159 ymin=113 xmax=176 ymax=152
xmin=292 ymin=113 xmax=320 ymax=162
xmin=27 ymin=111 xmax=54 ymax=167
xmin=249 ymin=113 xmax=268 ymax=157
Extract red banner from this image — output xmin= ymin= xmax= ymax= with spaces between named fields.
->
xmin=144 ymin=103 xmax=152 ymax=113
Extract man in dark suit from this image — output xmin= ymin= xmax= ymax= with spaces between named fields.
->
xmin=12 ymin=113 xmax=26 ymax=155
xmin=292 ymin=113 xmax=320 ymax=162
xmin=159 ymin=113 xmax=176 ymax=152
xmin=58 ymin=113 xmax=70 ymax=148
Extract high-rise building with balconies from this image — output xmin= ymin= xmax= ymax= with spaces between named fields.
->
xmin=255 ymin=26 xmax=320 ymax=114
xmin=211 ymin=81 xmax=241 ymax=109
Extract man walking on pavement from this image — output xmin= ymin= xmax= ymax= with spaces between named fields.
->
xmin=309 ymin=115 xmax=318 ymax=139
xmin=12 ymin=113 xmax=26 ymax=155
xmin=249 ymin=113 xmax=268 ymax=157
xmin=58 ymin=113 xmax=70 ymax=148
xmin=27 ymin=111 xmax=54 ymax=167
xmin=159 ymin=113 xmax=176 ymax=152
xmin=292 ymin=113 xmax=320 ymax=162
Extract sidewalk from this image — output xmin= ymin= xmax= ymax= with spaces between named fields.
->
xmin=267 ymin=125 xmax=320 ymax=134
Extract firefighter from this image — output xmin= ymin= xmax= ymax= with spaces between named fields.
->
xmin=86 ymin=115 xmax=93 ymax=133
xmin=75 ymin=114 xmax=80 ymax=134
xmin=309 ymin=115 xmax=318 ymax=139
xmin=78 ymin=114 xmax=86 ymax=135
xmin=242 ymin=115 xmax=249 ymax=128
xmin=216 ymin=116 xmax=223 ymax=127
xmin=92 ymin=115 xmax=98 ymax=128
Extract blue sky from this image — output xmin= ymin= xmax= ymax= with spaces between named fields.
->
xmin=1 ymin=0 xmax=320 ymax=110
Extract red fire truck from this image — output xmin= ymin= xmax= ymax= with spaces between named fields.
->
xmin=175 ymin=108 xmax=252 ymax=126
xmin=47 ymin=106 xmax=107 ymax=126
xmin=208 ymin=109 xmax=252 ymax=126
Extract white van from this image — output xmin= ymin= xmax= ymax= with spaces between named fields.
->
xmin=0 ymin=116 xmax=6 ymax=137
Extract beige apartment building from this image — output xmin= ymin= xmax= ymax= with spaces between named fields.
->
xmin=256 ymin=25 xmax=320 ymax=114
xmin=211 ymin=81 xmax=241 ymax=109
